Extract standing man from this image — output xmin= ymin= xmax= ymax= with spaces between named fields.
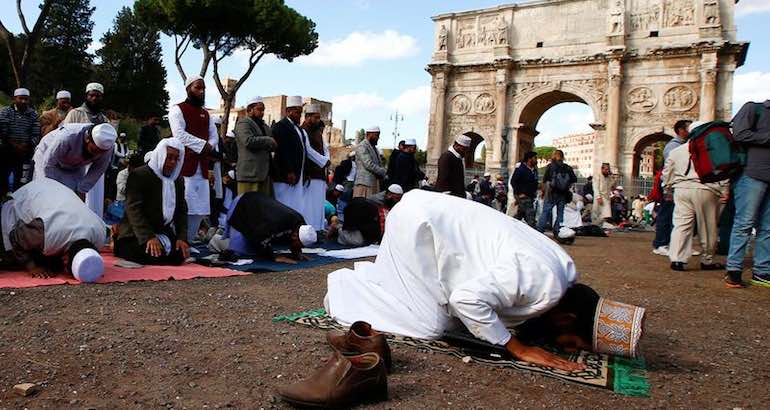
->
xmin=272 ymin=96 xmax=308 ymax=214
xmin=386 ymin=139 xmax=406 ymax=184
xmin=725 ymin=100 xmax=770 ymax=288
xmin=303 ymin=103 xmax=331 ymax=230
xmin=138 ymin=116 xmax=161 ymax=158
xmin=510 ymin=151 xmax=539 ymax=227
xmin=435 ymin=135 xmax=471 ymax=198
xmin=234 ymin=96 xmax=276 ymax=195
xmin=353 ymin=126 xmax=386 ymax=198
xmin=0 ymin=88 xmax=40 ymax=196
xmin=391 ymin=138 xmax=421 ymax=192
xmin=652 ymin=120 xmax=692 ymax=256
xmin=592 ymin=163 xmax=615 ymax=225
xmin=536 ymin=150 xmax=577 ymax=234
xmin=168 ymin=75 xmax=219 ymax=244
xmin=39 ymin=90 xmax=72 ymax=137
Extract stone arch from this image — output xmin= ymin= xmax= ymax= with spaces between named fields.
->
xmin=630 ymin=132 xmax=672 ymax=178
xmin=462 ymin=131 xmax=485 ymax=168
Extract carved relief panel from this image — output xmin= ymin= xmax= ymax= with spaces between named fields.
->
xmin=449 ymin=93 xmax=496 ymax=115
xmin=626 ymin=86 xmax=657 ymax=112
xmin=452 ymin=14 xmax=508 ymax=51
xmin=663 ymin=85 xmax=697 ymax=111
xmin=662 ymin=0 xmax=695 ymax=27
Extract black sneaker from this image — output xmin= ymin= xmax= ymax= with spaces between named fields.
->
xmin=751 ymin=273 xmax=770 ymax=289
xmin=670 ymin=262 xmax=686 ymax=271
xmin=724 ymin=271 xmax=744 ymax=289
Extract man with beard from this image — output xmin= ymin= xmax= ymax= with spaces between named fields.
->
xmin=272 ymin=96 xmax=308 ymax=214
xmin=235 ymin=96 xmax=276 ymax=195
xmin=353 ymin=126 xmax=386 ymax=198
xmin=0 ymin=88 xmax=40 ymax=196
xmin=390 ymin=138 xmax=422 ymax=192
xmin=39 ymin=90 xmax=72 ymax=137
xmin=592 ymin=162 xmax=616 ymax=225
xmin=168 ymin=75 xmax=220 ymax=244
xmin=435 ymin=135 xmax=471 ymax=198
xmin=536 ymin=150 xmax=577 ymax=234
xmin=327 ymin=184 xmax=404 ymax=246
xmin=302 ymin=103 xmax=331 ymax=230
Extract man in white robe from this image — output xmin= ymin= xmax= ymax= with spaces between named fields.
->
xmin=272 ymin=96 xmax=308 ymax=216
xmin=302 ymin=103 xmax=331 ymax=230
xmin=326 ymin=190 xmax=599 ymax=371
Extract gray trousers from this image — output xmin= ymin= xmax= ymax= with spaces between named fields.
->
xmin=515 ymin=197 xmax=537 ymax=227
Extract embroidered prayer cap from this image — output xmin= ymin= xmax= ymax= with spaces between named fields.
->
xmin=592 ymin=298 xmax=645 ymax=358
xmin=387 ymin=184 xmax=403 ymax=195
xmin=185 ymin=75 xmax=203 ymax=89
xmin=85 ymin=82 xmax=104 ymax=94
xmin=71 ymin=248 xmax=104 ymax=283
xmin=56 ymin=90 xmax=71 ymax=100
xmin=92 ymin=123 xmax=118 ymax=150
xmin=454 ymin=134 xmax=472 ymax=147
xmin=404 ymin=138 xmax=417 ymax=146
xmin=287 ymin=95 xmax=303 ymax=108
xmin=14 ymin=88 xmax=30 ymax=97
xmin=334 ymin=184 xmax=345 ymax=192
xmin=298 ymin=225 xmax=317 ymax=246
xmin=305 ymin=103 xmax=321 ymax=114
xmin=365 ymin=126 xmax=380 ymax=133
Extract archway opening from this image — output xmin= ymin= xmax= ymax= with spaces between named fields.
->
xmin=462 ymin=131 xmax=485 ymax=171
xmin=632 ymin=133 xmax=672 ymax=178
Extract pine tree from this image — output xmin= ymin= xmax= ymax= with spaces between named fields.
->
xmin=97 ymin=7 xmax=168 ymax=119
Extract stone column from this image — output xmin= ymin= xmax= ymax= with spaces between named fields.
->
xmin=699 ymin=52 xmax=718 ymax=121
xmin=605 ymin=58 xmax=622 ymax=171
xmin=426 ymin=67 xmax=449 ymax=178
xmin=491 ymin=67 xmax=509 ymax=168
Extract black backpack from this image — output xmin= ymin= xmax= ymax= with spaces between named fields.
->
xmin=551 ymin=166 xmax=572 ymax=192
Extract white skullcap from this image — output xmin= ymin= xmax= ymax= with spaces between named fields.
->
xmin=226 ymin=130 xmax=235 ymax=138
xmin=616 ymin=185 xmax=624 ymax=190
xmin=305 ymin=103 xmax=320 ymax=114
xmin=298 ymin=225 xmax=317 ymax=246
xmin=455 ymin=134 xmax=472 ymax=147
xmin=558 ymin=227 xmax=576 ymax=239
xmin=585 ymin=193 xmax=594 ymax=201
xmin=247 ymin=96 xmax=263 ymax=106
xmin=287 ymin=95 xmax=303 ymax=108
xmin=365 ymin=126 xmax=380 ymax=133
xmin=387 ymin=184 xmax=404 ymax=195
xmin=227 ymin=170 xmax=235 ymax=179
xmin=71 ymin=248 xmax=104 ymax=283
xmin=404 ymin=138 xmax=417 ymax=146
xmin=185 ymin=75 xmax=203 ymax=89
xmin=85 ymin=82 xmax=104 ymax=94
xmin=119 ymin=132 xmax=126 ymax=137
xmin=334 ymin=184 xmax=345 ymax=192
xmin=688 ymin=121 xmax=707 ymax=133
xmin=213 ymin=115 xmax=222 ymax=125
xmin=56 ymin=90 xmax=71 ymax=100
xmin=483 ymin=172 xmax=491 ymax=177
xmin=92 ymin=123 xmax=118 ymax=150
xmin=13 ymin=88 xmax=30 ymax=97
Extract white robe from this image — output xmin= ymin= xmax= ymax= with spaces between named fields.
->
xmin=304 ymin=135 xmax=331 ymax=231
xmin=85 ymin=174 xmax=105 ymax=219
xmin=553 ymin=195 xmax=584 ymax=229
xmin=274 ymin=123 xmax=308 ymax=217
xmin=325 ymin=190 xmax=578 ymax=345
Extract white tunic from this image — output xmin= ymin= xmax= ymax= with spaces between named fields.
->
xmin=325 ymin=190 xmax=578 ymax=345
xmin=274 ymin=123 xmax=308 ymax=217
xmin=304 ymin=134 xmax=331 ymax=231
xmin=553 ymin=195 xmax=585 ymax=229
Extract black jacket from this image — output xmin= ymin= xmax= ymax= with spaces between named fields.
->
xmin=543 ymin=161 xmax=577 ymax=202
xmin=118 ymin=166 xmax=187 ymax=245
xmin=391 ymin=151 xmax=422 ymax=191
xmin=511 ymin=163 xmax=539 ymax=198
xmin=435 ymin=151 xmax=465 ymax=198
xmin=271 ymin=117 xmax=306 ymax=183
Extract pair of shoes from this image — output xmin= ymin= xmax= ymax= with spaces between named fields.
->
xmin=652 ymin=246 xmax=669 ymax=256
xmin=277 ymin=321 xmax=390 ymax=408
xmin=700 ymin=262 xmax=725 ymax=271
xmin=724 ymin=271 xmax=745 ymax=288
xmin=670 ymin=262 xmax=686 ymax=271
xmin=750 ymin=273 xmax=770 ymax=288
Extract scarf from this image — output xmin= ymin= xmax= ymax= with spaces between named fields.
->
xmin=147 ymin=138 xmax=186 ymax=225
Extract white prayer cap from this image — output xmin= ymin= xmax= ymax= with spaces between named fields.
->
xmin=387 ymin=184 xmax=404 ymax=195
xmin=455 ymin=134 xmax=472 ymax=147
xmin=305 ymin=103 xmax=320 ymax=114
xmin=365 ymin=126 xmax=380 ymax=133
xmin=585 ymin=193 xmax=593 ymax=202
xmin=226 ymin=130 xmax=235 ymax=138
xmin=286 ymin=95 xmax=303 ymax=108
xmin=298 ymin=225 xmax=317 ymax=246
xmin=119 ymin=132 xmax=126 ymax=137
xmin=246 ymin=96 xmax=263 ymax=106
xmin=483 ymin=172 xmax=491 ymax=177
xmin=334 ymin=184 xmax=345 ymax=192
xmin=227 ymin=170 xmax=235 ymax=179
xmin=404 ymin=138 xmax=417 ymax=146
xmin=92 ymin=123 xmax=118 ymax=150
xmin=558 ymin=227 xmax=576 ymax=239
xmin=56 ymin=90 xmax=71 ymax=100
xmin=13 ymin=88 xmax=30 ymax=97
xmin=85 ymin=82 xmax=104 ymax=94
xmin=213 ymin=115 xmax=222 ymax=125
xmin=616 ymin=185 xmax=624 ymax=190
xmin=185 ymin=75 xmax=203 ymax=89
xmin=688 ymin=120 xmax=707 ymax=133
xmin=71 ymin=248 xmax=104 ymax=283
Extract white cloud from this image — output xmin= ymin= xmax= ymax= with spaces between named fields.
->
xmin=299 ymin=30 xmax=419 ymax=67
xmin=165 ymin=82 xmax=185 ymax=109
xmin=736 ymin=0 xmax=770 ymax=16
xmin=733 ymin=71 xmax=770 ymax=109
xmin=389 ymin=85 xmax=431 ymax=116
xmin=86 ymin=40 xmax=101 ymax=54
xmin=331 ymin=92 xmax=387 ymax=116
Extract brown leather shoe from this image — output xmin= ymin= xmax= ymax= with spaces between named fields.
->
xmin=327 ymin=321 xmax=392 ymax=372
xmin=277 ymin=351 xmax=387 ymax=408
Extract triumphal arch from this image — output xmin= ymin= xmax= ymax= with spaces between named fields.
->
xmin=425 ymin=0 xmax=747 ymax=180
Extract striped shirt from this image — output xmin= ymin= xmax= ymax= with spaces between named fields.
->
xmin=0 ymin=105 xmax=40 ymax=146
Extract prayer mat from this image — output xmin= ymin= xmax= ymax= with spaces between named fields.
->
xmin=273 ymin=308 xmax=650 ymax=397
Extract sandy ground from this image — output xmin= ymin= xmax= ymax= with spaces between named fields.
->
xmin=0 ymin=231 xmax=768 ymax=409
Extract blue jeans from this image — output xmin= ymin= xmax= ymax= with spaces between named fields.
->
xmin=727 ymin=175 xmax=770 ymax=275
xmin=652 ymin=199 xmax=674 ymax=248
xmin=537 ymin=198 xmax=566 ymax=233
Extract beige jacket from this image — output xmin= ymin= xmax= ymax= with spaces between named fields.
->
xmin=39 ymin=108 xmax=71 ymax=136
xmin=662 ymin=143 xmax=728 ymax=197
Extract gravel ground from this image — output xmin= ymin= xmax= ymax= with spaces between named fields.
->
xmin=0 ymin=232 xmax=768 ymax=409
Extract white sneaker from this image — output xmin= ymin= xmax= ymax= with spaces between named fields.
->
xmin=652 ymin=246 xmax=669 ymax=256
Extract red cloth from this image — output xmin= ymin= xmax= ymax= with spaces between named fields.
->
xmin=178 ymin=102 xmax=212 ymax=177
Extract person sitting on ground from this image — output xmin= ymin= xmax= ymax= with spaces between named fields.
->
xmin=325 ymin=190 xmax=601 ymax=371
xmin=327 ymin=185 xmax=404 ymax=246
xmin=114 ymin=139 xmax=190 ymax=266
xmin=367 ymin=184 xmax=403 ymax=208
xmin=0 ymin=178 xmax=107 ymax=282
xmin=216 ymin=170 xmax=237 ymax=228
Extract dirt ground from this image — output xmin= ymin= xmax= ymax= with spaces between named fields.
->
xmin=0 ymin=231 xmax=768 ymax=409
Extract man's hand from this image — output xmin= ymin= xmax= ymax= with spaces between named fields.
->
xmin=597 ymin=197 xmax=603 ymax=206
xmin=274 ymin=255 xmax=298 ymax=264
xmin=29 ymin=265 xmax=53 ymax=279
xmin=145 ymin=238 xmax=163 ymax=258
xmin=506 ymin=336 xmax=584 ymax=372
xmin=720 ymin=192 xmax=730 ymax=203
xmin=286 ymin=172 xmax=297 ymax=185
xmin=176 ymin=240 xmax=190 ymax=259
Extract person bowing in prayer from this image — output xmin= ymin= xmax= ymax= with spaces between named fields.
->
xmin=114 ymin=138 xmax=190 ymax=266
xmin=0 ymin=178 xmax=107 ymax=282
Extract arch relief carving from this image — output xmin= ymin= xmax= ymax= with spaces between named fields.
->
xmin=450 ymin=94 xmax=471 ymax=114
xmin=663 ymin=85 xmax=697 ymax=112
xmin=474 ymin=93 xmax=496 ymax=114
xmin=626 ymin=86 xmax=656 ymax=112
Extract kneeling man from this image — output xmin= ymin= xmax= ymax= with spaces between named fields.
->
xmin=0 ymin=178 xmax=107 ymax=281
xmin=115 ymin=139 xmax=190 ymax=265
xmin=325 ymin=190 xmax=600 ymax=371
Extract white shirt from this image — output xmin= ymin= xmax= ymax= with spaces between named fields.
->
xmin=116 ymin=168 xmax=129 ymax=201
xmin=168 ymin=104 xmax=219 ymax=177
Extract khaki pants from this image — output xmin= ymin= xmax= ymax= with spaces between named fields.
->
xmin=669 ymin=188 xmax=721 ymax=264
xmin=238 ymin=180 xmax=271 ymax=196
xmin=353 ymin=183 xmax=379 ymax=198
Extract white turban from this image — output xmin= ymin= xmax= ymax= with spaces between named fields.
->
xmin=365 ymin=126 xmax=380 ymax=133
xmin=298 ymin=225 xmax=317 ymax=246
xmin=287 ymin=95 xmax=303 ymax=108
xmin=185 ymin=75 xmax=203 ymax=89
xmin=13 ymin=88 xmax=30 ymax=97
xmin=71 ymin=248 xmax=104 ymax=283
xmin=334 ymin=184 xmax=345 ymax=192
xmin=147 ymin=138 xmax=186 ymax=225
xmin=85 ymin=82 xmax=104 ymax=94
xmin=455 ymin=135 xmax=472 ymax=147
xmin=688 ymin=120 xmax=707 ymax=133
xmin=92 ymin=124 xmax=118 ymax=150
xmin=247 ymin=96 xmax=263 ymax=106
xmin=404 ymin=138 xmax=417 ymax=146
xmin=558 ymin=227 xmax=576 ymax=239
xmin=387 ymin=184 xmax=404 ymax=195
xmin=305 ymin=103 xmax=320 ymax=114
xmin=56 ymin=90 xmax=71 ymax=100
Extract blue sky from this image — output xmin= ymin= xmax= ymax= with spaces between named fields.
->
xmin=11 ymin=0 xmax=770 ymax=148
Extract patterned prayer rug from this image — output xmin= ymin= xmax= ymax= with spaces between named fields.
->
xmin=273 ymin=308 xmax=650 ymax=397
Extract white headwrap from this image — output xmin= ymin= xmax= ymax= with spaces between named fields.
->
xmin=56 ymin=90 xmax=71 ymax=100
xmin=85 ymin=82 xmax=104 ymax=94
xmin=455 ymin=135 xmax=472 ymax=147
xmin=387 ymin=184 xmax=404 ymax=195
xmin=298 ymin=225 xmax=317 ymax=246
xmin=71 ymin=248 xmax=104 ymax=283
xmin=185 ymin=75 xmax=203 ymax=89
xmin=147 ymin=138 xmax=186 ymax=225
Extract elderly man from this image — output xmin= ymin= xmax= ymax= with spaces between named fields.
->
xmin=391 ymin=138 xmax=422 ymax=192
xmin=234 ymin=96 xmax=276 ymax=195
xmin=168 ymin=75 xmax=220 ymax=244
xmin=39 ymin=90 xmax=72 ymax=137
xmin=435 ymin=135 xmax=471 ymax=198
xmin=303 ymin=103 xmax=331 ymax=230
xmin=326 ymin=190 xmax=599 ymax=371
xmin=0 ymin=88 xmax=40 ymax=196
xmin=0 ymin=178 xmax=107 ymax=282
xmin=592 ymin=163 xmax=615 ymax=225
xmin=353 ymin=126 xmax=386 ymax=198
xmin=32 ymin=123 xmax=117 ymax=200
xmin=272 ymin=96 xmax=308 ymax=213
xmin=138 ymin=116 xmax=161 ymax=158
xmin=115 ymin=138 xmax=190 ymax=266
xmin=328 ymin=184 xmax=404 ymax=247
xmin=511 ymin=151 xmax=539 ymax=226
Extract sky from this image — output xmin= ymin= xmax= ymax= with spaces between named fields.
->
xmin=9 ymin=0 xmax=770 ymax=149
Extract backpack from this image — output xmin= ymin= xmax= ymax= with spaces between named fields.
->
xmin=687 ymin=121 xmax=746 ymax=183
xmin=551 ymin=165 xmax=572 ymax=192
